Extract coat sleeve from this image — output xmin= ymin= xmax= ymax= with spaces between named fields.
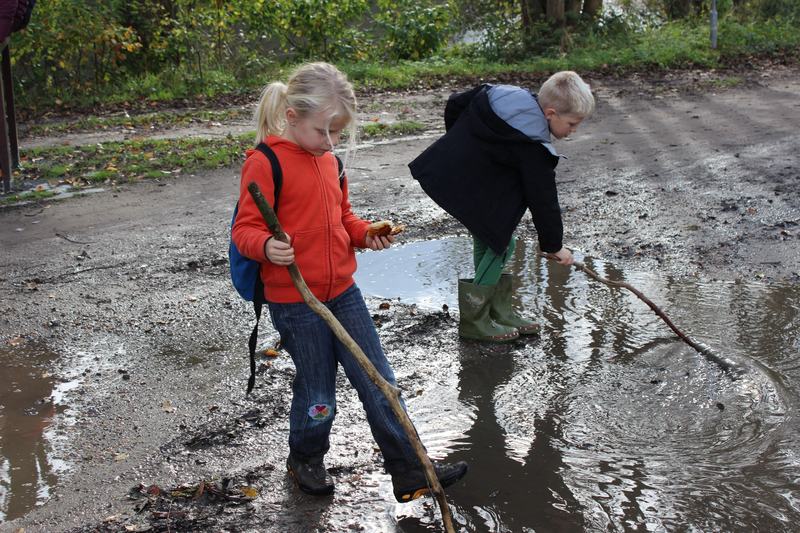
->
xmin=231 ymin=155 xmax=275 ymax=262
xmin=340 ymin=173 xmax=370 ymax=249
xmin=518 ymin=145 xmax=564 ymax=253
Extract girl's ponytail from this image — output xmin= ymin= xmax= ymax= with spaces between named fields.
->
xmin=254 ymin=81 xmax=288 ymax=145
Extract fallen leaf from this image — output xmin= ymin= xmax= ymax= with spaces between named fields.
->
xmin=8 ymin=336 xmax=25 ymax=346
xmin=240 ymin=486 xmax=258 ymax=498
xmin=263 ymin=348 xmax=280 ymax=358
xmin=194 ymin=480 xmax=205 ymax=499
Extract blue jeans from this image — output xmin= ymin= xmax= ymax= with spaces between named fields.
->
xmin=268 ymin=283 xmax=419 ymax=474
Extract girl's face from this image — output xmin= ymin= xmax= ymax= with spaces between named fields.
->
xmin=285 ymin=108 xmax=349 ymax=156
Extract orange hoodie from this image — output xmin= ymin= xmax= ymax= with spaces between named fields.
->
xmin=232 ymin=136 xmax=370 ymax=303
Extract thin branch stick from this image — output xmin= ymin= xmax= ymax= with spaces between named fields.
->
xmin=539 ymin=252 xmax=740 ymax=377
xmin=31 ymin=262 xmax=128 ymax=284
xmin=56 ymin=232 xmax=93 ymax=244
xmin=248 ymin=183 xmax=456 ymax=533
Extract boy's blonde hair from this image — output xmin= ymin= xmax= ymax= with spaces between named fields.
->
xmin=254 ymin=62 xmax=357 ymax=168
xmin=538 ymin=71 xmax=595 ymax=117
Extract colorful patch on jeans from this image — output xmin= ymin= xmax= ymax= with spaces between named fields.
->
xmin=308 ymin=403 xmax=332 ymax=420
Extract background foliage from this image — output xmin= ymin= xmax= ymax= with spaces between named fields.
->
xmin=7 ymin=0 xmax=799 ymax=111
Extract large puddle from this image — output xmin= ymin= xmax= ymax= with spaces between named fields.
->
xmin=355 ymin=237 xmax=800 ymax=531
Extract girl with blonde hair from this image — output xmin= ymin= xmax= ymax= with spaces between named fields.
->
xmin=232 ymin=62 xmax=467 ymax=501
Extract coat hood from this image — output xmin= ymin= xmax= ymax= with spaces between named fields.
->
xmin=486 ymin=85 xmax=559 ymax=157
xmin=463 ymin=85 xmax=559 ymax=158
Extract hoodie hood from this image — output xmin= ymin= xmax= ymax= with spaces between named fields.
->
xmin=485 ymin=85 xmax=559 ymax=157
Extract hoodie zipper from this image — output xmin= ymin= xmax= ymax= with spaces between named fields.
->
xmin=313 ymin=157 xmax=334 ymax=301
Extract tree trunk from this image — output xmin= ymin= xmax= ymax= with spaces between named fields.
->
xmin=565 ymin=0 xmax=582 ymax=16
xmin=520 ymin=0 xmax=533 ymax=37
xmin=665 ymin=0 xmax=691 ymax=19
xmin=531 ymin=0 xmax=546 ymax=20
xmin=583 ymin=0 xmax=602 ymax=17
xmin=546 ymin=0 xmax=565 ymax=23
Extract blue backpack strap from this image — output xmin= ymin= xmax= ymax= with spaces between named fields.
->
xmin=245 ymin=142 xmax=282 ymax=395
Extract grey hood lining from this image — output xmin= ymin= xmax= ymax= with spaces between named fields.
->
xmin=488 ymin=85 xmax=560 ymax=158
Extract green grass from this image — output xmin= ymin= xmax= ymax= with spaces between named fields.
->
xmin=25 ymin=109 xmax=251 ymax=137
xmin=10 ymin=118 xmax=429 ymax=200
xmin=0 ymin=188 xmax=56 ymax=205
xmin=342 ymin=17 xmax=799 ymax=89
xmin=709 ymin=76 xmax=744 ymax=88
xmin=17 ymin=134 xmax=254 ymax=190
xmin=361 ymin=120 xmax=426 ymax=138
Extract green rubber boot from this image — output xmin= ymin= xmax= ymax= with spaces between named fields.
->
xmin=458 ymin=279 xmax=519 ymax=342
xmin=489 ymin=274 xmax=540 ymax=336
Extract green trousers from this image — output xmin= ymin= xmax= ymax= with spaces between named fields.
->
xmin=473 ymin=235 xmax=516 ymax=286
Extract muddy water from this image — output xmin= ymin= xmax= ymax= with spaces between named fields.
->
xmin=356 ymin=237 xmax=800 ymax=531
xmin=0 ymin=342 xmax=76 ymax=522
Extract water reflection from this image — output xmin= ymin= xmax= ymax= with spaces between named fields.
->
xmin=357 ymin=237 xmax=800 ymax=531
xmin=444 ymin=342 xmax=584 ymax=532
xmin=0 ymin=341 xmax=62 ymax=522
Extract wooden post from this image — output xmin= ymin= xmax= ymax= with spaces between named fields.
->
xmin=0 ymin=39 xmax=12 ymax=194
xmin=247 ymin=182 xmax=457 ymax=533
xmin=2 ymin=44 xmax=18 ymax=168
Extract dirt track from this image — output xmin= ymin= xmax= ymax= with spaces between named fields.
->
xmin=1 ymin=63 xmax=799 ymax=532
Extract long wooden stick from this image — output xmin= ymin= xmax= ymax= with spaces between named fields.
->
xmin=539 ymin=252 xmax=740 ymax=377
xmin=248 ymin=183 xmax=456 ymax=533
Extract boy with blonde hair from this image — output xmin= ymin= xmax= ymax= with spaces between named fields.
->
xmin=409 ymin=71 xmax=594 ymax=342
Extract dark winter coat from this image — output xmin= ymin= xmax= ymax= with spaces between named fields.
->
xmin=0 ymin=0 xmax=32 ymax=43
xmin=408 ymin=84 xmax=564 ymax=255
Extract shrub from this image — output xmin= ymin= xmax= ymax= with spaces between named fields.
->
xmin=374 ymin=0 xmax=454 ymax=60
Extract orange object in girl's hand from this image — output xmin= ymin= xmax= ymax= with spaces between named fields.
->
xmin=367 ymin=220 xmax=405 ymax=238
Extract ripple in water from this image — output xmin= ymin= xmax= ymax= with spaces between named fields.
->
xmin=354 ymin=238 xmax=800 ymax=532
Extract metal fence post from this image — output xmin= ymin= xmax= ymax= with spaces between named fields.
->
xmin=710 ymin=0 xmax=718 ymax=49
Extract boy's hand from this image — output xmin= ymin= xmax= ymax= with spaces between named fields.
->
xmin=365 ymin=233 xmax=394 ymax=251
xmin=265 ymin=235 xmax=294 ymax=265
xmin=552 ymin=247 xmax=574 ymax=266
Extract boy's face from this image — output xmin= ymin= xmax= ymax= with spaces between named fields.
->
xmin=544 ymin=109 xmax=584 ymax=140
